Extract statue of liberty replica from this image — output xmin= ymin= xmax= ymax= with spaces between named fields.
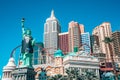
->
xmin=12 ymin=18 xmax=36 ymax=80
xmin=21 ymin=18 xmax=35 ymax=68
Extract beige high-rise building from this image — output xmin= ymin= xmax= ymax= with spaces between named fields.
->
xmin=79 ymin=24 xmax=84 ymax=33
xmin=112 ymin=31 xmax=120 ymax=57
xmin=92 ymin=22 xmax=112 ymax=62
xmin=68 ymin=21 xmax=81 ymax=52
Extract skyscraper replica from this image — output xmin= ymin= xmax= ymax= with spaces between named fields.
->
xmin=79 ymin=24 xmax=84 ymax=33
xmin=44 ymin=10 xmax=61 ymax=63
xmin=58 ymin=32 xmax=69 ymax=54
xmin=81 ymin=32 xmax=91 ymax=53
xmin=92 ymin=22 xmax=112 ymax=62
xmin=112 ymin=31 xmax=120 ymax=61
xmin=68 ymin=21 xmax=81 ymax=52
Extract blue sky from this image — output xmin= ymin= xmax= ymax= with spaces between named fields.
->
xmin=0 ymin=0 xmax=120 ymax=75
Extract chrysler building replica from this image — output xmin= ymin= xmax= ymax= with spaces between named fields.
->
xmin=44 ymin=10 xmax=61 ymax=64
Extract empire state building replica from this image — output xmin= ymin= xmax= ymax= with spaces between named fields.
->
xmin=44 ymin=10 xmax=61 ymax=64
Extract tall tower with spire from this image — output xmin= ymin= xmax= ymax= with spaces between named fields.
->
xmin=44 ymin=10 xmax=61 ymax=63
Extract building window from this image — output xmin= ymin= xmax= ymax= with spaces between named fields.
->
xmin=44 ymin=23 xmax=49 ymax=33
xmin=52 ymin=21 xmax=57 ymax=32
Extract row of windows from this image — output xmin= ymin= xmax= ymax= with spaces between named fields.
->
xmin=68 ymin=67 xmax=97 ymax=73
xmin=44 ymin=21 xmax=57 ymax=33
xmin=14 ymin=75 xmax=34 ymax=80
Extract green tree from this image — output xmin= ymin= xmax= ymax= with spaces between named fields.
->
xmin=66 ymin=68 xmax=83 ymax=80
xmin=85 ymin=70 xmax=99 ymax=80
xmin=66 ymin=68 xmax=100 ymax=80
xmin=48 ymin=68 xmax=99 ymax=80
xmin=47 ymin=74 xmax=63 ymax=80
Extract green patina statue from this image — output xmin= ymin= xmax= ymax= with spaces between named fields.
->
xmin=21 ymin=18 xmax=35 ymax=68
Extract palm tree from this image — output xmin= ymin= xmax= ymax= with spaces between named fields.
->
xmin=103 ymin=37 xmax=118 ymax=80
xmin=66 ymin=68 xmax=73 ymax=80
xmin=66 ymin=68 xmax=81 ymax=80
xmin=85 ymin=70 xmax=99 ymax=80
xmin=66 ymin=68 xmax=100 ymax=80
xmin=54 ymin=74 xmax=62 ymax=79
xmin=47 ymin=74 xmax=65 ymax=80
xmin=58 ymin=75 xmax=68 ymax=80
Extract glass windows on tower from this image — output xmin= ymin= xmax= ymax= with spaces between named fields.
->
xmin=52 ymin=21 xmax=57 ymax=32
xmin=44 ymin=23 xmax=49 ymax=33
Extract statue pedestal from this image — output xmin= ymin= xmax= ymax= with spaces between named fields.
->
xmin=12 ymin=67 xmax=36 ymax=80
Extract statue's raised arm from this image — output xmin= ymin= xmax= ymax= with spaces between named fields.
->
xmin=21 ymin=18 xmax=25 ymax=36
